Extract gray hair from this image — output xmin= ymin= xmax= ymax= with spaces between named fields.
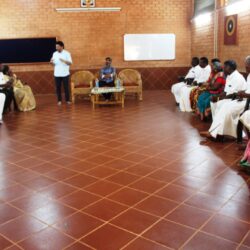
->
xmin=246 ymin=56 xmax=250 ymax=65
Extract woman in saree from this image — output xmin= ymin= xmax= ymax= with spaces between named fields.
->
xmin=189 ymin=58 xmax=221 ymax=112
xmin=196 ymin=61 xmax=226 ymax=121
xmin=2 ymin=65 xmax=36 ymax=112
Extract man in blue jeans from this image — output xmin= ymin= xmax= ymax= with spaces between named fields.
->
xmin=51 ymin=41 xmax=72 ymax=105
xmin=99 ymin=57 xmax=116 ymax=101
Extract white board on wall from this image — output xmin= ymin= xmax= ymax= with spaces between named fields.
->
xmin=124 ymin=34 xmax=176 ymax=61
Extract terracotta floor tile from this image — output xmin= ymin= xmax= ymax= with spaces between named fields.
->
xmin=125 ymin=163 xmax=156 ymax=176
xmin=84 ymin=180 xmax=122 ymax=196
xmin=63 ymin=174 xmax=98 ymax=188
xmin=0 ymin=215 xmax=47 ymax=242
xmin=19 ymin=227 xmax=74 ymax=250
xmin=10 ymin=193 xmax=51 ymax=213
xmin=110 ymin=208 xmax=158 ymax=234
xmin=0 ymin=203 xmax=23 ymax=225
xmin=182 ymin=232 xmax=238 ymax=250
xmin=66 ymin=160 xmax=97 ymax=173
xmin=0 ymin=184 xmax=33 ymax=202
xmin=166 ymin=204 xmax=213 ymax=229
xmin=243 ymin=232 xmax=250 ymax=247
xmin=45 ymin=168 xmax=78 ymax=181
xmin=122 ymin=237 xmax=170 ymax=250
xmin=0 ymin=234 xmax=13 ymax=249
xmin=54 ymin=212 xmax=103 ymax=239
xmin=219 ymin=200 xmax=250 ymax=223
xmin=83 ymin=198 xmax=127 ymax=221
xmin=59 ymin=190 xmax=101 ymax=210
xmin=200 ymin=181 xmax=240 ymax=199
xmin=185 ymin=192 xmax=228 ymax=211
xmin=31 ymin=201 xmax=75 ymax=225
xmin=108 ymin=187 xmax=148 ymax=206
xmin=51 ymin=157 xmax=80 ymax=167
xmin=135 ymin=195 xmax=178 ymax=217
xmin=39 ymin=182 xmax=76 ymax=199
xmin=86 ymin=166 xmax=119 ymax=178
xmin=173 ymin=175 xmax=210 ymax=190
xmin=155 ymin=184 xmax=195 ymax=202
xmin=201 ymin=214 xmax=250 ymax=243
xmin=104 ymin=159 xmax=135 ymax=170
xmin=81 ymin=224 xmax=135 ymax=250
xmin=106 ymin=171 xmax=139 ymax=186
xmin=147 ymin=169 xmax=181 ymax=183
xmin=129 ymin=177 xmax=166 ymax=193
xmin=15 ymin=157 xmax=47 ymax=169
xmin=21 ymin=175 xmax=55 ymax=190
xmin=143 ymin=219 xmax=195 ymax=249
xmin=64 ymin=241 xmax=94 ymax=249
xmin=29 ymin=162 xmax=61 ymax=174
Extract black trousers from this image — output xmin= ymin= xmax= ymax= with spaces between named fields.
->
xmin=54 ymin=76 xmax=70 ymax=102
xmin=99 ymin=80 xmax=114 ymax=100
xmin=0 ymin=88 xmax=16 ymax=112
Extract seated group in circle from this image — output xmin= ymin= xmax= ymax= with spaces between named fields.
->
xmin=171 ymin=56 xmax=250 ymax=172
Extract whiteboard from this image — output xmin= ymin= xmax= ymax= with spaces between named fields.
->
xmin=124 ymin=34 xmax=176 ymax=61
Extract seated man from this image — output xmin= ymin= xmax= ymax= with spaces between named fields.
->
xmin=179 ymin=57 xmax=211 ymax=112
xmin=171 ymin=57 xmax=200 ymax=104
xmin=99 ymin=57 xmax=116 ymax=101
xmin=0 ymin=66 xmax=14 ymax=113
xmin=0 ymin=93 xmax=5 ymax=124
xmin=200 ymin=59 xmax=248 ymax=140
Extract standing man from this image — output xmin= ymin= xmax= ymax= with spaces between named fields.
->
xmin=51 ymin=41 xmax=72 ymax=105
xmin=99 ymin=57 xmax=116 ymax=101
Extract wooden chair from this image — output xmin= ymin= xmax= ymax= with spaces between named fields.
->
xmin=118 ymin=69 xmax=143 ymax=101
xmin=71 ymin=71 xmax=95 ymax=103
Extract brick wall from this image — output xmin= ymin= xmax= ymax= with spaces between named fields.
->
xmin=191 ymin=0 xmax=250 ymax=71
xmin=0 ymin=0 xmax=193 ymax=92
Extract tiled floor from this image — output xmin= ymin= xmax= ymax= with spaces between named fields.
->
xmin=0 ymin=91 xmax=249 ymax=250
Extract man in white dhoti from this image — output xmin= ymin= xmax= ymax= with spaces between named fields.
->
xmin=171 ymin=57 xmax=200 ymax=104
xmin=179 ymin=57 xmax=211 ymax=112
xmin=201 ymin=59 xmax=248 ymax=140
xmin=236 ymin=56 xmax=250 ymax=143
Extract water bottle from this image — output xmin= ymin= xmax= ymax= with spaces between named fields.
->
xmin=116 ymin=79 xmax=120 ymax=88
xmin=95 ymin=79 xmax=99 ymax=88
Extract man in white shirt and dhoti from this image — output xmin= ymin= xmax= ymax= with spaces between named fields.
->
xmin=201 ymin=59 xmax=248 ymax=140
xmin=171 ymin=57 xmax=200 ymax=104
xmin=179 ymin=57 xmax=211 ymax=112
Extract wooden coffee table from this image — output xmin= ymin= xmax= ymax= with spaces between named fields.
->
xmin=91 ymin=87 xmax=125 ymax=109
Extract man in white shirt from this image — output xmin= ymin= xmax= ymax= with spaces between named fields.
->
xmin=200 ymin=59 xmax=247 ymax=139
xmin=179 ymin=57 xmax=211 ymax=112
xmin=51 ymin=41 xmax=72 ymax=105
xmin=171 ymin=57 xmax=200 ymax=104
xmin=0 ymin=70 xmax=11 ymax=124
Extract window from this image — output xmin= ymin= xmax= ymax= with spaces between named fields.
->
xmin=194 ymin=0 xmax=215 ymax=16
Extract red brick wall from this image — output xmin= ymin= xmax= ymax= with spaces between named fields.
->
xmin=0 ymin=0 xmax=192 ymax=92
xmin=191 ymin=0 xmax=250 ymax=71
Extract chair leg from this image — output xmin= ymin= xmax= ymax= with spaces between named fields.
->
xmin=139 ymin=91 xmax=143 ymax=101
xmin=71 ymin=93 xmax=75 ymax=103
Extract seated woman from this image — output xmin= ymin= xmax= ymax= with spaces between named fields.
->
xmin=190 ymin=58 xmax=221 ymax=112
xmin=179 ymin=57 xmax=211 ymax=112
xmin=196 ymin=61 xmax=226 ymax=121
xmin=2 ymin=65 xmax=36 ymax=112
